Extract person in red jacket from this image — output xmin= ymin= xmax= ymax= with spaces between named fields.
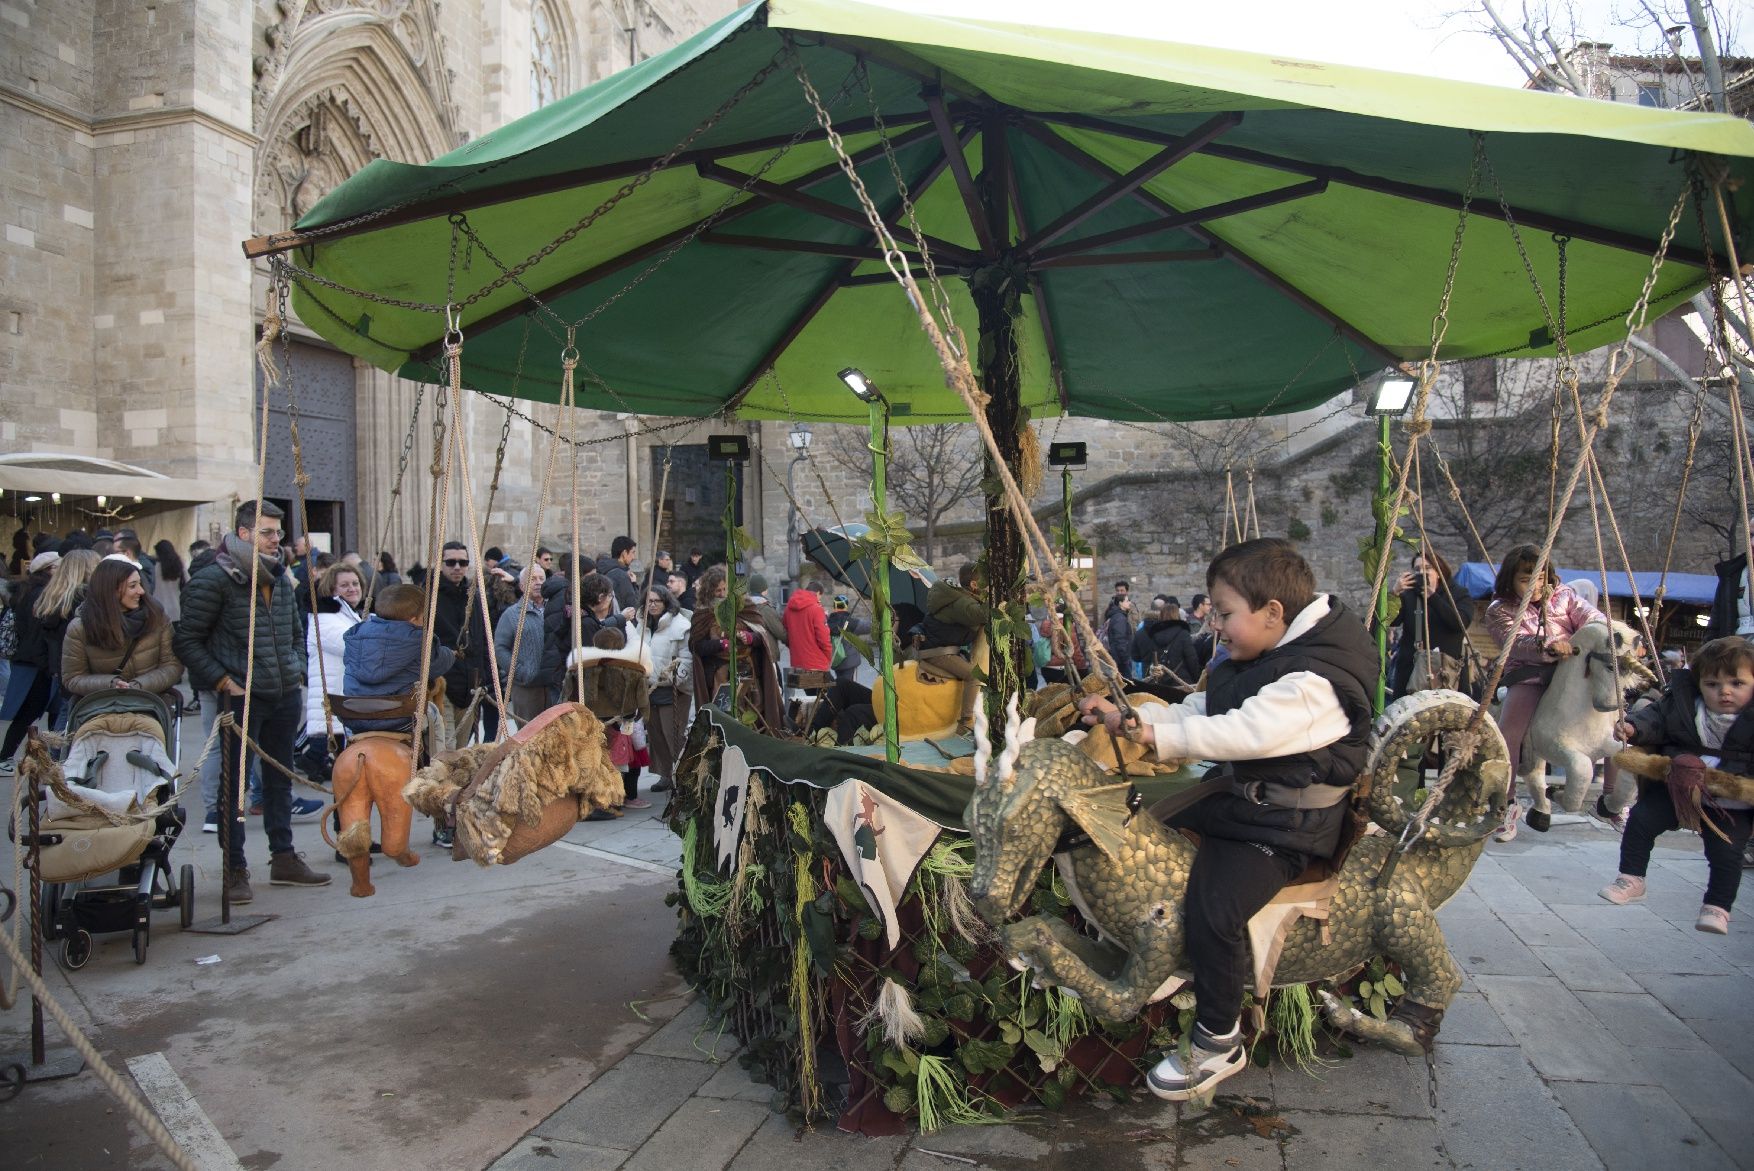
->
xmin=784 ymin=579 xmax=833 ymax=672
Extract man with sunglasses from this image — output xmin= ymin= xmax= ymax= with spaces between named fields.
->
xmin=431 ymin=541 xmax=500 ymax=792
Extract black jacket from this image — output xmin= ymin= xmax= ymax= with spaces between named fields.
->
xmin=1707 ymin=553 xmax=1746 ymax=643
xmin=173 ymin=549 xmax=305 ymax=698
xmin=6 ymin=570 xmax=55 ymax=670
xmin=1388 ymin=581 xmax=1475 ymax=695
xmin=1138 ymin=617 xmax=1201 ymax=684
xmin=1194 ymin=598 xmax=1377 ymax=859
xmin=1627 ymin=669 xmax=1754 ymax=775
xmin=605 ymin=562 xmax=639 ymax=612
xmin=431 ymin=576 xmax=494 ymax=706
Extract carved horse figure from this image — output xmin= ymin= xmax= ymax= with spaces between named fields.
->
xmin=323 ymin=733 xmax=422 ymax=897
xmin=1516 ymin=621 xmax=1655 ymax=820
xmin=965 ymin=690 xmax=1510 ymax=1054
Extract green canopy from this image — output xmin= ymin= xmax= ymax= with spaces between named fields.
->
xmin=259 ymin=0 xmax=1754 ymax=425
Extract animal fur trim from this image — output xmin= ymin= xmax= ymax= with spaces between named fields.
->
xmin=403 ymin=705 xmax=623 ymax=865
xmin=74 ymin=712 xmax=165 ymax=740
xmin=1613 ymin=747 xmax=1754 ymax=805
xmin=336 ymin=820 xmax=373 ymax=860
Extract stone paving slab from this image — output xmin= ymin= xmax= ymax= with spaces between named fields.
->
xmin=1439 ymin=915 xmax=1553 ymax=976
xmin=1528 ymin=943 xmax=1646 ymax=994
xmin=489 ymin=1136 xmax=630 ymax=1171
xmin=1432 ymin=1043 xmax=1603 ymax=1171
xmin=1548 ymin=1082 xmax=1736 ymax=1171
xmin=619 ymin=1097 xmax=771 ymax=1171
xmin=1266 ymin=1046 xmax=1431 ymax=1118
xmin=634 ymin=999 xmax=739 ymax=1062
xmin=1475 ymin=975 xmax=1642 ymax=1083
xmin=1586 ymin=927 xmax=1739 ymax=976
xmin=532 ymin=1054 xmax=718 ymax=1150
xmin=1688 ymin=1017 xmax=1754 ymax=1082
xmin=1438 ymin=990 xmax=1518 ymax=1046
xmin=1633 ymin=972 xmax=1751 ymax=1020
xmin=726 ymin=1114 xmax=909 ymax=1171
xmin=1498 ymin=911 xmax=1591 ymax=950
xmin=1280 ymin=1112 xmax=1448 ymax=1169
xmin=697 ymin=1058 xmax=783 ymax=1105
xmin=1629 ymin=1043 xmax=1754 ymax=1123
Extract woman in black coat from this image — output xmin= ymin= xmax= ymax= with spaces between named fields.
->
xmin=1388 ymin=548 xmax=1474 ymax=698
xmin=1138 ymin=604 xmax=1203 ymax=687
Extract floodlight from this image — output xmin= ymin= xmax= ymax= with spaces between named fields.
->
xmin=838 ymin=367 xmax=880 ymax=403
xmin=1047 ymin=441 xmax=1087 ymax=468
xmin=1368 ymin=378 xmax=1415 ymax=417
xmin=707 ymin=434 xmax=751 ymax=463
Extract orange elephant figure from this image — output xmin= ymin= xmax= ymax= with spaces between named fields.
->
xmin=323 ymin=732 xmax=422 ymax=897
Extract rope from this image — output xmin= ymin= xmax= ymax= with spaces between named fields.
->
xmin=411 ymin=334 xmax=460 ymax=758
xmin=1 ymin=767 xmax=21 ymax=1011
xmin=233 ymin=283 xmax=278 ymax=902
xmin=444 ymin=344 xmax=511 ymax=731
xmin=1706 ymin=179 xmax=1754 ymax=581
xmin=565 ymin=339 xmax=586 ymax=702
xmin=0 ymin=924 xmax=199 ymax=1169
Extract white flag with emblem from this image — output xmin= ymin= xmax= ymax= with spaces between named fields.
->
xmin=824 ymin=780 xmax=942 ymax=949
xmin=713 ymin=744 xmax=753 ymax=872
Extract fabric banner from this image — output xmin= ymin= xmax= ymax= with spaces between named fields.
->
xmin=823 ymin=780 xmax=942 ymax=950
xmin=713 ymin=743 xmax=753 ymax=873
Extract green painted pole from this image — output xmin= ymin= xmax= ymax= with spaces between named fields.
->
xmin=870 ymin=398 xmax=899 ymax=763
xmin=724 ymin=459 xmax=738 ymax=721
xmin=1373 ymin=413 xmax=1392 ymax=715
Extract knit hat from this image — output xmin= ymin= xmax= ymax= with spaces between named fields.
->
xmin=747 ymin=573 xmax=769 ymax=595
xmin=28 ymin=551 xmax=60 ymax=573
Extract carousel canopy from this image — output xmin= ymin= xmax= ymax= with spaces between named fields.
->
xmin=259 ymin=0 xmax=1754 ymax=424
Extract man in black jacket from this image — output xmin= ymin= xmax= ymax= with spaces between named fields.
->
xmin=173 ymin=501 xmax=330 ymax=899
xmin=431 ymin=540 xmax=499 ymax=758
xmin=606 ymin=535 xmax=640 ymax=615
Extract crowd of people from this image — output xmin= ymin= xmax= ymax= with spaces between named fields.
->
xmin=4 ymin=510 xmax=1746 ymax=980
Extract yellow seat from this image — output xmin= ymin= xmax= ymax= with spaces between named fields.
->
xmin=871 ymin=661 xmax=964 ymax=739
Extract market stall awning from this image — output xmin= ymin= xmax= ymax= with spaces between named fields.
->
xmin=1454 ymin=561 xmax=1717 ymax=606
xmin=0 ymin=454 xmax=247 ymax=506
xmin=254 ymin=0 xmax=1754 ymax=424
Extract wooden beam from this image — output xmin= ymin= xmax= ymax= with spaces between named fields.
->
xmin=1031 ymin=179 xmax=1327 ymax=264
xmin=925 ymin=88 xmax=995 ymax=257
xmin=1027 ymin=110 xmax=1712 ymax=270
xmin=1025 ymin=112 xmax=1241 ymax=250
xmin=695 ymin=160 xmax=979 ymax=266
xmin=699 ymin=233 xmax=895 ymax=261
xmin=1014 ymin=119 xmax=1403 ymax=368
xmin=1032 ymin=247 xmax=1226 ymax=269
xmin=239 ymin=109 xmax=944 ymax=259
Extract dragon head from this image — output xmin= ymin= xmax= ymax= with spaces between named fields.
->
xmin=965 ymin=696 xmax=1111 ymax=922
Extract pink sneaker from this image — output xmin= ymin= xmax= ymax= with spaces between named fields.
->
xmin=1493 ymin=803 xmax=1522 ymax=843
xmin=1598 ymin=874 xmax=1646 ymax=905
xmin=1696 ymin=905 xmax=1730 ymax=935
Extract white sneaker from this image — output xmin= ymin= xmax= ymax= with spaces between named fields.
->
xmin=1493 ymin=803 xmax=1521 ymax=843
xmin=1598 ymin=874 xmax=1646 ymax=905
xmin=1146 ymin=1022 xmax=1246 ymax=1102
xmin=0 ymin=759 xmax=13 ymax=776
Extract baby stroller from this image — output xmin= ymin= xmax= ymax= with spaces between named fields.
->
xmin=20 ymin=688 xmax=191 ymax=969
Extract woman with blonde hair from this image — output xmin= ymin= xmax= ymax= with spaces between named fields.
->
xmin=0 ymin=548 xmax=100 ymax=767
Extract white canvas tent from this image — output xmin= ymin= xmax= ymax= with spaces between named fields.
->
xmin=0 ymin=453 xmax=247 ymax=555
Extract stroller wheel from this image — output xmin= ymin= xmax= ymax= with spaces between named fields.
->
xmin=133 ymin=921 xmax=149 ymax=966
xmin=179 ymin=864 xmax=195 ymax=928
xmin=60 ymin=929 xmax=92 ymax=971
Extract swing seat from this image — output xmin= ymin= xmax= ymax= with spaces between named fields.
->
xmin=870 ymin=662 xmax=965 ymax=739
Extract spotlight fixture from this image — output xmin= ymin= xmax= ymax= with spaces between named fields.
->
xmin=1047 ymin=441 xmax=1087 ymax=468
xmin=837 ymin=367 xmax=880 ymax=403
xmin=1368 ymin=377 xmax=1415 ymax=417
xmin=707 ymin=434 xmax=751 ymax=463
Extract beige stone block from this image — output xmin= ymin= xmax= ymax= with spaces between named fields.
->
xmin=0 ymin=5 xmax=27 ymax=29
xmin=57 ymin=42 xmax=74 ymax=64
xmin=5 ymin=225 xmax=35 ymax=247
xmin=127 ymin=94 xmax=165 ymax=111
xmin=138 ymin=308 xmax=164 ymax=325
xmin=59 ymin=407 xmax=95 ymax=450
xmin=130 ymin=428 xmax=158 ymax=447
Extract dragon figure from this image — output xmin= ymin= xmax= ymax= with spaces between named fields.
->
xmin=965 ymin=689 xmax=1509 ymax=1055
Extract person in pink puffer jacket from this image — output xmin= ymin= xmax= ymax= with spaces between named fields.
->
xmin=1484 ymin=543 xmax=1605 ymax=840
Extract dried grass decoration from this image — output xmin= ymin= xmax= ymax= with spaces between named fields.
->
xmin=403 ymin=703 xmax=623 ymax=865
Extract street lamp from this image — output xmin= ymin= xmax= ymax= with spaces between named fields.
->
xmin=786 ymin=423 xmax=812 ymax=581
xmin=839 ymin=367 xmax=899 ymax=763
xmin=1367 ymin=374 xmax=1415 ymax=712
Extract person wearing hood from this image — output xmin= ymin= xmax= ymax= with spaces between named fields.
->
xmin=430 ymin=540 xmax=499 ymax=748
xmin=784 ymin=578 xmax=833 ymax=672
xmin=1139 ymin=601 xmax=1203 ymax=689
xmin=1 ymin=551 xmax=63 ymax=772
xmin=633 ymin=583 xmax=691 ymax=794
xmin=173 ymin=501 xmax=330 ymax=900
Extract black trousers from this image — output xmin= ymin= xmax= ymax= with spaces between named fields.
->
xmin=0 ymin=670 xmax=54 ymax=761
xmin=1619 ymin=781 xmax=1753 ymax=911
xmin=1169 ymin=797 xmax=1308 ymax=1036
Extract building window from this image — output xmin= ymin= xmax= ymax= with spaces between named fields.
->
xmin=532 ymin=0 xmax=564 ymax=109
xmin=1462 ymin=359 xmax=1498 ymax=404
xmin=1636 ymin=82 xmax=1665 ymax=108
